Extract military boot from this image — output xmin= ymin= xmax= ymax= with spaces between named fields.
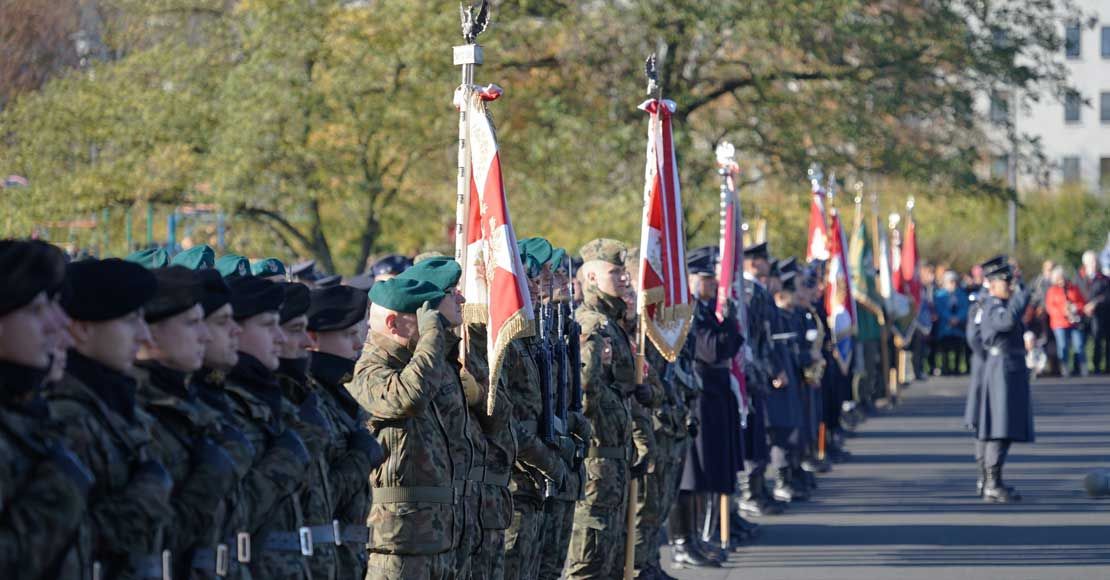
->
xmin=983 ymin=467 xmax=1021 ymax=503
xmin=739 ymin=472 xmax=784 ymax=516
xmin=976 ymin=459 xmax=986 ymax=497
xmin=773 ymin=468 xmax=799 ymax=503
xmin=670 ymin=538 xmax=721 ymax=569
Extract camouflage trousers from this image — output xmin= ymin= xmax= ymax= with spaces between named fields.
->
xmin=249 ymin=549 xmax=310 ymax=580
xmin=337 ymin=539 xmax=368 ymax=580
xmin=538 ymin=498 xmax=574 ymax=580
xmin=634 ymin=435 xmax=686 ymax=573
xmin=503 ymin=497 xmax=546 ymax=580
xmin=565 ymin=458 xmax=629 ymax=580
xmin=453 ymin=491 xmax=481 ymax=579
xmin=365 ymin=552 xmax=455 ymax=580
xmin=307 ymin=542 xmax=338 ymax=580
xmin=470 ymin=529 xmax=506 ymax=580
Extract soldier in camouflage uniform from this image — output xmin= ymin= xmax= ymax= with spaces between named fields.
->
xmin=0 ymin=240 xmax=94 ymax=579
xmin=222 ymin=276 xmax=320 ymax=580
xmin=188 ymin=269 xmax=259 ymax=580
xmin=503 ymin=241 xmax=570 ymax=580
xmin=131 ymin=266 xmax=242 ymax=580
xmin=537 ymin=248 xmax=593 ymax=580
xmin=48 ymin=258 xmax=176 ymax=580
xmin=566 ymin=238 xmax=637 ymax=580
xmin=306 ymin=285 xmax=385 ymax=580
xmin=274 ymin=282 xmax=342 ymax=580
xmin=349 ymin=276 xmax=473 ymax=580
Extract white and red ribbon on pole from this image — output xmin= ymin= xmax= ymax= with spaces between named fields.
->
xmin=806 ymin=181 xmax=831 ymax=263
xmin=825 ymin=210 xmax=857 ymax=373
xmin=715 ymin=143 xmax=749 ymax=420
xmin=636 ymin=98 xmax=692 ymax=362
xmin=454 ymin=83 xmax=534 ymax=413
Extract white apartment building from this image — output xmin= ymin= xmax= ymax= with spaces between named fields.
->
xmin=993 ymin=0 xmax=1110 ymax=193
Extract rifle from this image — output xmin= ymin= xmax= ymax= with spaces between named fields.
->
xmin=536 ymin=300 xmax=558 ymax=498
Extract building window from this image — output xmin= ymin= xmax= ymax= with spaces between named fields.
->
xmin=1066 ymin=24 xmax=1081 ymax=59
xmin=1103 ymin=27 xmax=1110 ymax=58
xmin=991 ymin=154 xmax=1009 ymax=181
xmin=1101 ymin=158 xmax=1110 ymax=192
xmin=990 ymin=92 xmax=1009 ymax=124
xmin=1061 ymin=156 xmax=1081 ymax=183
xmin=1065 ymin=91 xmax=1081 ymax=123
xmin=1102 ymin=92 xmax=1110 ymax=121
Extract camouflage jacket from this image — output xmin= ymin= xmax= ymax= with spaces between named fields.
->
xmin=192 ymin=368 xmax=258 ymax=580
xmin=308 ymin=352 xmax=374 ymax=580
xmin=459 ymin=324 xmax=516 ymax=531
xmin=275 ymin=357 xmax=340 ymax=580
xmin=645 ymin=343 xmax=686 ymax=440
xmin=576 ymin=290 xmax=633 ymax=511
xmin=133 ymin=361 xmax=238 ymax=578
xmin=224 ymin=353 xmax=316 ymax=580
xmin=0 ymin=372 xmax=88 ymax=580
xmin=46 ymin=351 xmax=174 ymax=580
xmin=348 ymin=316 xmax=471 ymax=556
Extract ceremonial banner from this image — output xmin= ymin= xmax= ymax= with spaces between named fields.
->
xmin=715 ymin=143 xmax=748 ymax=421
xmin=825 ymin=210 xmax=856 ymax=373
xmin=636 ymin=98 xmax=693 ymax=362
xmin=897 ymin=214 xmax=922 ymax=309
xmin=806 ymin=183 xmax=830 ymax=262
xmin=455 ymin=84 xmax=534 ymax=411
xmin=849 ymin=214 xmax=883 ymax=311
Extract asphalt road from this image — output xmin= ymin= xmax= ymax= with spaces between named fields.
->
xmin=662 ymin=375 xmax=1110 ymax=580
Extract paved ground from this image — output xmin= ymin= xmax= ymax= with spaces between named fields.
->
xmin=662 ymin=375 xmax=1110 ymax=580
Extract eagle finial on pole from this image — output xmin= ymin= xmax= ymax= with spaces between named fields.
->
xmin=461 ymin=1 xmax=490 ymax=44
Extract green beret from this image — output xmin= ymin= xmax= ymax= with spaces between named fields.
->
xmin=523 ymin=253 xmax=543 ymax=279
xmin=579 ymin=238 xmax=628 ymax=266
xmin=172 ymin=245 xmax=215 ymax=270
xmin=398 ymin=257 xmax=462 ymax=293
xmin=251 ymin=257 xmax=286 ymax=278
xmin=216 ymin=254 xmax=252 ymax=280
xmin=550 ymin=247 xmax=567 ymax=271
xmin=126 ymin=248 xmax=170 ymax=270
xmin=517 ymin=237 xmax=553 ymax=266
xmin=369 ymin=278 xmax=444 ymax=314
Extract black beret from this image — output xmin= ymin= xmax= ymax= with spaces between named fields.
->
xmin=307 ymin=285 xmax=368 ymax=332
xmin=743 ymin=242 xmax=769 ymax=260
xmin=687 ymin=246 xmax=720 ymax=276
xmin=0 ymin=240 xmax=67 ymax=317
xmin=316 ymin=274 xmax=342 ymax=288
xmin=63 ymin=258 xmax=157 ymax=322
xmin=371 ymin=254 xmax=413 ymax=278
xmin=228 ymin=277 xmax=284 ymax=321
xmin=145 ymin=266 xmax=203 ymax=324
xmin=196 ymin=269 xmax=232 ymax=316
xmin=279 ymin=283 xmax=311 ymax=324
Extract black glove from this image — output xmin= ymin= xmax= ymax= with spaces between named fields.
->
xmin=221 ymin=425 xmax=255 ymax=457
xmin=633 ymin=383 xmax=653 ymax=405
xmin=298 ymin=393 xmax=328 ymax=430
xmin=629 ymin=456 xmax=648 ymax=478
xmin=349 ymin=429 xmax=385 ymax=468
xmin=193 ymin=436 xmax=236 ymax=475
xmin=46 ymin=443 xmax=94 ymax=494
xmin=132 ymin=459 xmax=174 ymax=492
xmin=686 ymin=416 xmax=700 ymax=438
xmin=272 ymin=429 xmax=311 ymax=466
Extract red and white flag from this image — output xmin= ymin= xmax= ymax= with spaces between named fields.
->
xmin=455 ymin=84 xmax=534 ymax=412
xmin=897 ymin=215 xmax=922 ymax=309
xmin=715 ymin=143 xmax=748 ymax=420
xmin=825 ymin=210 xmax=857 ymax=372
xmin=806 ymin=182 xmax=830 ymax=262
xmin=636 ymin=98 xmax=692 ymax=362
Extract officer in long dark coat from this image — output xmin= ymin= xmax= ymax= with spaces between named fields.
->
xmin=672 ymin=246 xmax=742 ymax=567
xmin=963 ymin=255 xmax=1003 ymax=497
xmin=974 ymin=260 xmax=1033 ymax=503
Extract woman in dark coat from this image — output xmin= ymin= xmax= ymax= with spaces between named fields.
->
xmin=974 ymin=262 xmax=1033 ymax=503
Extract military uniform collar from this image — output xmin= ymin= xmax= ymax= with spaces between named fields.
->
xmin=64 ymin=349 xmax=139 ymax=422
xmin=134 ymin=359 xmax=193 ymax=401
xmin=309 ymin=351 xmax=355 ymax=389
xmin=0 ymin=359 xmax=50 ymax=405
xmin=583 ymin=289 xmax=626 ymax=320
xmin=369 ymin=332 xmax=414 ymax=366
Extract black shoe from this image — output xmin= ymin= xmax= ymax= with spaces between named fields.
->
xmin=983 ymin=467 xmax=1021 ymax=503
xmin=739 ymin=496 xmax=784 ymax=517
xmin=802 ymin=458 xmax=832 ymax=474
xmin=671 ymin=538 xmax=721 ymax=568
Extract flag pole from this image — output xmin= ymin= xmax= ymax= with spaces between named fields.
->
xmin=453 ymin=2 xmax=488 ymax=268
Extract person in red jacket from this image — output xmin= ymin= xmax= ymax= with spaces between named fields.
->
xmin=1045 ymin=266 xmax=1088 ymax=377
